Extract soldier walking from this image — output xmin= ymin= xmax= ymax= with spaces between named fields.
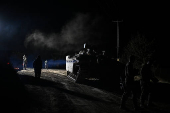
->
xmin=120 ymin=55 xmax=139 ymax=111
xmin=33 ymin=55 xmax=42 ymax=79
xmin=140 ymin=60 xmax=159 ymax=107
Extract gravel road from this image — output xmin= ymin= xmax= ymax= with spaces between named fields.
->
xmin=16 ymin=68 xmax=170 ymax=113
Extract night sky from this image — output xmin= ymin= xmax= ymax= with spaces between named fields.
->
xmin=0 ymin=0 xmax=169 ymax=61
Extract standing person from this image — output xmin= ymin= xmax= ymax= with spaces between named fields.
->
xmin=33 ymin=55 xmax=42 ymax=79
xmin=23 ymin=54 xmax=27 ymax=70
xmin=140 ymin=60 xmax=159 ymax=108
xmin=120 ymin=55 xmax=139 ymax=111
xmin=45 ymin=60 xmax=48 ymax=69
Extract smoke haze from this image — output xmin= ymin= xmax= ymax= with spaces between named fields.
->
xmin=24 ymin=13 xmax=104 ymax=54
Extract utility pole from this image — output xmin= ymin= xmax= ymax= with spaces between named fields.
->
xmin=112 ymin=20 xmax=123 ymax=61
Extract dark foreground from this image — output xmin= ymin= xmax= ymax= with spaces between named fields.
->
xmin=1 ymin=68 xmax=170 ymax=113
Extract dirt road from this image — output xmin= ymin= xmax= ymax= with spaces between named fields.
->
xmin=17 ymin=68 xmax=170 ymax=113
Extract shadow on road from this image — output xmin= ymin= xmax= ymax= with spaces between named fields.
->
xmin=19 ymin=73 xmax=170 ymax=104
xmin=77 ymin=78 xmax=170 ymax=104
xmin=19 ymin=74 xmax=113 ymax=104
xmin=15 ymin=73 xmax=170 ymax=113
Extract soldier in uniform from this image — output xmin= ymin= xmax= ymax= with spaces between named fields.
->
xmin=120 ymin=55 xmax=139 ymax=111
xmin=45 ymin=60 xmax=48 ymax=69
xmin=33 ymin=55 xmax=42 ymax=79
xmin=23 ymin=54 xmax=27 ymax=70
xmin=140 ymin=60 xmax=159 ymax=107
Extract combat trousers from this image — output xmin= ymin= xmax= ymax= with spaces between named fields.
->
xmin=45 ymin=64 xmax=48 ymax=69
xmin=120 ymin=84 xmax=138 ymax=109
xmin=140 ymin=81 xmax=152 ymax=106
xmin=23 ymin=62 xmax=27 ymax=70
xmin=34 ymin=69 xmax=41 ymax=78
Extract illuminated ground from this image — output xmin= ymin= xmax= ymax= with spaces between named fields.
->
xmin=17 ymin=68 xmax=170 ymax=113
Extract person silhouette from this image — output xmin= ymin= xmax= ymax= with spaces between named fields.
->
xmin=45 ymin=60 xmax=48 ymax=69
xmin=120 ymin=55 xmax=139 ymax=111
xmin=140 ymin=60 xmax=159 ymax=107
xmin=23 ymin=54 xmax=27 ymax=70
xmin=33 ymin=55 xmax=42 ymax=79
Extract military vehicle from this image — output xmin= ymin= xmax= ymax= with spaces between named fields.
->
xmin=66 ymin=43 xmax=125 ymax=90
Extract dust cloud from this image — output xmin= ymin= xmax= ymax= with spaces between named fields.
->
xmin=24 ymin=13 xmax=103 ymax=53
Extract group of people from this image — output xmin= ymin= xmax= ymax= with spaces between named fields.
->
xmin=24 ymin=54 xmax=158 ymax=110
xmin=23 ymin=55 xmax=48 ymax=79
xmin=120 ymin=55 xmax=159 ymax=111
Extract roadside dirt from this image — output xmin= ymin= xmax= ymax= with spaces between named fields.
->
xmin=16 ymin=68 xmax=170 ymax=113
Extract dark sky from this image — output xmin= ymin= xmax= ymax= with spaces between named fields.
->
xmin=0 ymin=0 xmax=169 ymax=59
